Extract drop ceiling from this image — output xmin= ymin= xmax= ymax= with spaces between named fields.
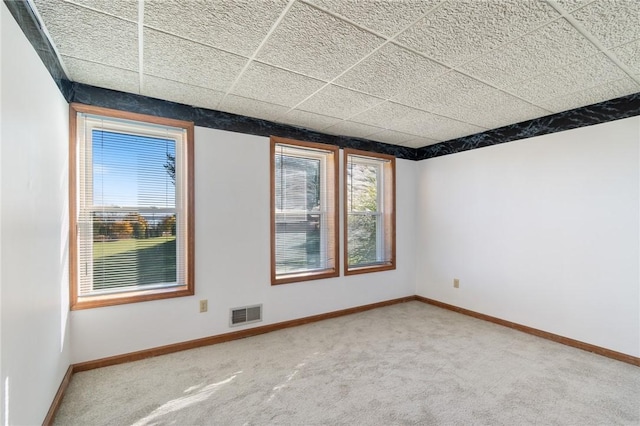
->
xmin=31 ymin=0 xmax=640 ymax=149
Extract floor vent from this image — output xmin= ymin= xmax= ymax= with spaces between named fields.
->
xmin=230 ymin=304 xmax=262 ymax=327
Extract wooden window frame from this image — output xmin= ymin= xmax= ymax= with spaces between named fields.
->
xmin=69 ymin=103 xmax=195 ymax=310
xmin=343 ymin=148 xmax=396 ymax=276
xmin=270 ymin=136 xmax=340 ymax=285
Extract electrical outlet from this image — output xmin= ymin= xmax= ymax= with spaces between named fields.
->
xmin=453 ymin=278 xmax=460 ymax=288
xmin=199 ymin=299 xmax=208 ymax=313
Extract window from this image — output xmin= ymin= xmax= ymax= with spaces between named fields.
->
xmin=344 ymin=149 xmax=395 ymax=275
xmin=271 ymin=137 xmax=339 ymax=285
xmin=69 ymin=103 xmax=194 ymax=309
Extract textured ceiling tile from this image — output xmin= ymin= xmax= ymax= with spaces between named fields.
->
xmin=394 ymin=113 xmax=486 ymax=141
xmin=348 ymin=101 xmax=411 ymax=128
xmin=297 ymin=85 xmax=383 ymax=119
xmin=257 ymin=2 xmax=384 ymax=80
xmin=537 ymin=77 xmax=640 ymax=112
xmin=142 ymin=75 xmax=225 ymax=110
xmin=323 ymin=121 xmax=383 ymax=138
xmin=277 ymin=109 xmax=342 ymax=131
xmin=611 ymin=39 xmax=640 ymax=75
xmin=351 ymin=102 xmax=485 ymax=140
xmin=460 ymin=19 xmax=598 ymax=88
xmin=393 ymin=71 xmax=495 ymax=114
xmin=403 ymin=137 xmax=441 ymax=148
xmin=570 ymin=0 xmax=640 ymax=48
xmin=335 ymin=43 xmax=449 ymax=98
xmin=305 ymin=0 xmax=440 ymax=37
xmin=367 ymin=129 xmax=416 ymax=145
xmin=35 ymin=0 xmax=137 ymax=70
xmin=66 ymin=0 xmax=138 ymax=21
xmin=218 ymin=95 xmax=290 ymax=122
xmin=62 ymin=56 xmax=139 ymax=94
xmin=509 ymin=54 xmax=627 ymax=104
xmin=144 ymin=29 xmax=247 ymax=92
xmin=231 ymin=62 xmax=325 ymax=108
xmin=553 ymin=0 xmax=596 ymax=12
xmin=396 ymin=0 xmax=558 ymax=67
xmin=144 ymin=0 xmax=287 ymax=56
xmin=452 ymin=91 xmax=552 ymax=129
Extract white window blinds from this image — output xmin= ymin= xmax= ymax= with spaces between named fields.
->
xmin=76 ymin=113 xmax=189 ymax=297
xmin=345 ymin=150 xmax=395 ymax=274
xmin=271 ymin=138 xmax=339 ymax=284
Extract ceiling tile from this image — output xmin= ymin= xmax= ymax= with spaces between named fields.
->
xmin=323 ymin=121 xmax=383 ymax=139
xmin=66 ymin=0 xmax=138 ymax=21
xmin=144 ymin=29 xmax=247 ymax=92
xmin=537 ymin=77 xmax=640 ymax=113
xmin=231 ymin=62 xmax=325 ymax=108
xmin=445 ymin=91 xmax=552 ymax=129
xmin=335 ymin=43 xmax=449 ymax=99
xmin=257 ymin=2 xmax=384 ymax=80
xmin=459 ymin=19 xmax=598 ymax=88
xmin=367 ymin=129 xmax=415 ymax=145
xmin=218 ymin=95 xmax=290 ymax=122
xmin=570 ymin=0 xmax=640 ymax=48
xmin=553 ymin=0 xmax=596 ymax=13
xmin=277 ymin=109 xmax=342 ymax=131
xmin=553 ymin=0 xmax=595 ymax=12
xmin=508 ymin=54 xmax=628 ymax=104
xmin=297 ymin=85 xmax=383 ymax=119
xmin=35 ymin=0 xmax=137 ymax=70
xmin=352 ymin=102 xmax=486 ymax=141
xmin=142 ymin=75 xmax=225 ymax=110
xmin=396 ymin=0 xmax=558 ymax=67
xmin=351 ymin=101 xmax=411 ymax=127
xmin=62 ymin=56 xmax=139 ymax=94
xmin=610 ymin=39 xmax=640 ymax=75
xmin=398 ymin=114 xmax=486 ymax=141
xmin=393 ymin=71 xmax=495 ymax=113
xmin=144 ymin=0 xmax=287 ymax=57
xmin=305 ymin=0 xmax=440 ymax=37
xmin=403 ymin=137 xmax=441 ymax=148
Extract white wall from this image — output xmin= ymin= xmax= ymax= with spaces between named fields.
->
xmin=1 ymin=3 xmax=71 ymax=424
xmin=416 ymin=117 xmax=640 ymax=357
xmin=71 ymin=127 xmax=417 ymax=363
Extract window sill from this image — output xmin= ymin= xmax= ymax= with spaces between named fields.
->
xmin=345 ymin=263 xmax=395 ymax=276
xmin=272 ymin=269 xmax=339 ymax=286
xmin=71 ymin=285 xmax=194 ymax=310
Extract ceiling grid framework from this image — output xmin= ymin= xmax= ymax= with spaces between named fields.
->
xmin=547 ymin=0 xmax=640 ymax=84
xmin=216 ymin=0 xmax=297 ymax=108
xmin=31 ymin=0 xmax=640 ymax=149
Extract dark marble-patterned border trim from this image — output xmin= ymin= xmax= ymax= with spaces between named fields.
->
xmin=416 ymin=92 xmax=640 ymax=160
xmin=3 ymin=0 xmax=72 ymax=99
xmin=4 ymin=0 xmax=413 ymax=159
xmin=7 ymin=0 xmax=640 ymax=162
xmin=70 ymin=83 xmax=415 ymax=160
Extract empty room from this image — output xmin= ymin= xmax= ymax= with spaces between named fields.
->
xmin=1 ymin=0 xmax=639 ymax=424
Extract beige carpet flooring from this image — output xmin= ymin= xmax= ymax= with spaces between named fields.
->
xmin=54 ymin=301 xmax=640 ymax=425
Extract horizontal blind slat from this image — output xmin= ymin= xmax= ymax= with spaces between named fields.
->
xmin=78 ymin=116 xmax=187 ymax=297
xmin=274 ymin=142 xmax=336 ymax=277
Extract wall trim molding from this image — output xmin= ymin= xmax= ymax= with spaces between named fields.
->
xmin=414 ymin=296 xmax=640 ymax=367
xmin=44 ymin=294 xmax=638 ymax=423
xmin=42 ymin=365 xmax=74 ymax=426
xmin=72 ymin=296 xmax=416 ymax=372
xmin=69 ymin=83 xmax=416 ymax=159
xmin=415 ymin=93 xmax=640 ymax=160
xmin=7 ymin=0 xmax=640 ymax=162
xmin=3 ymin=0 xmax=72 ymax=99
